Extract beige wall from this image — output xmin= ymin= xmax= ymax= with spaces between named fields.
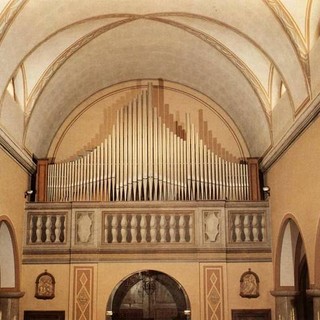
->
xmin=267 ymin=115 xmax=320 ymax=286
xmin=0 ymin=148 xmax=29 ymax=265
xmin=20 ymin=260 xmax=274 ymax=319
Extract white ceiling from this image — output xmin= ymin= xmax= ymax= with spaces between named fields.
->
xmin=0 ymin=0 xmax=319 ymax=165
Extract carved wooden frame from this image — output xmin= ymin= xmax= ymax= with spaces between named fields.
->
xmin=35 ymin=270 xmax=55 ymax=300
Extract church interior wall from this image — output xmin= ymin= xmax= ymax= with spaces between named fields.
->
xmin=266 ymin=115 xmax=320 ymax=287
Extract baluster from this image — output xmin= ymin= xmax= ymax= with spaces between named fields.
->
xmin=55 ymin=215 xmax=61 ymax=243
xmin=131 ymin=215 xmax=138 ymax=243
xmin=252 ymin=214 xmax=259 ymax=241
xmin=45 ymin=215 xmax=52 ymax=242
xmin=234 ymin=214 xmax=242 ymax=242
xmin=189 ymin=214 xmax=193 ymax=243
xmin=150 ymin=215 xmax=157 ymax=243
xmin=140 ymin=214 xmax=147 ymax=243
xmin=160 ymin=215 xmax=166 ymax=243
xmin=29 ymin=215 xmax=34 ymax=243
xmin=243 ymin=214 xmax=251 ymax=242
xmin=169 ymin=215 xmax=176 ymax=243
xmin=111 ymin=215 xmax=118 ymax=243
xmin=104 ymin=215 xmax=109 ymax=243
xmin=36 ymin=216 xmax=42 ymax=243
xmin=121 ymin=214 xmax=127 ymax=243
xmin=261 ymin=214 xmax=266 ymax=242
xmin=179 ymin=215 xmax=186 ymax=243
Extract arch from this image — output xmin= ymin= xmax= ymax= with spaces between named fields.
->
xmin=314 ymin=218 xmax=320 ymax=287
xmin=106 ymin=269 xmax=191 ymax=320
xmin=0 ymin=216 xmax=20 ymax=291
xmin=274 ymin=215 xmax=310 ymax=290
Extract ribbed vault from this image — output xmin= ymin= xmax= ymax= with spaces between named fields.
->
xmin=0 ymin=0 xmax=319 ymax=164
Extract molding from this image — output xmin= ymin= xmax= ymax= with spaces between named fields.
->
xmin=0 ymin=126 xmax=36 ymax=173
xmin=261 ymin=93 xmax=320 ymax=172
xmin=0 ymin=290 xmax=25 ymax=298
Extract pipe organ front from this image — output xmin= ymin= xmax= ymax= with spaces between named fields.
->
xmin=37 ymin=84 xmax=261 ymax=202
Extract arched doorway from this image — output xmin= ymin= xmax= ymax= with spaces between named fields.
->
xmin=274 ymin=217 xmax=313 ymax=319
xmin=0 ymin=217 xmax=24 ymax=319
xmin=106 ymin=270 xmax=191 ymax=320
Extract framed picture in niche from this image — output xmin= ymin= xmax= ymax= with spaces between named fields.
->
xmin=240 ymin=268 xmax=260 ymax=298
xmin=35 ymin=270 xmax=55 ymax=300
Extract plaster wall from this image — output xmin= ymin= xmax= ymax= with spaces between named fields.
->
xmin=20 ymin=260 xmax=274 ymax=319
xmin=0 ymin=148 xmax=29 ymax=258
xmin=267 ymin=115 xmax=320 ymax=286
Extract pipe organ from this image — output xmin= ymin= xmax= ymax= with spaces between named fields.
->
xmin=43 ymin=84 xmax=255 ymax=202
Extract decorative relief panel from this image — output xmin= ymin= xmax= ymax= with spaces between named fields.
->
xmin=76 ymin=212 xmax=94 ymax=244
xmin=73 ymin=267 xmax=94 ymax=320
xmin=204 ymin=266 xmax=224 ymax=320
xmin=203 ymin=211 xmax=220 ymax=243
xmin=35 ymin=270 xmax=55 ymax=300
xmin=240 ymin=268 xmax=260 ymax=298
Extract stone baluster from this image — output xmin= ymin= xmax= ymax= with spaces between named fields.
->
xmin=45 ymin=215 xmax=52 ymax=242
xmin=55 ymin=215 xmax=61 ymax=243
xmin=121 ymin=214 xmax=127 ymax=243
xmin=140 ymin=214 xmax=147 ymax=243
xmin=169 ymin=215 xmax=176 ymax=243
xmin=234 ymin=214 xmax=242 ymax=242
xmin=160 ymin=215 xmax=166 ymax=243
xmin=111 ymin=215 xmax=118 ymax=243
xmin=36 ymin=216 xmax=42 ymax=243
xmin=189 ymin=215 xmax=193 ymax=243
xmin=29 ymin=215 xmax=34 ymax=243
xmin=252 ymin=214 xmax=259 ymax=241
xmin=179 ymin=215 xmax=186 ymax=243
xmin=150 ymin=215 xmax=157 ymax=243
xmin=104 ymin=215 xmax=109 ymax=243
xmin=243 ymin=214 xmax=251 ymax=242
xmin=131 ymin=215 xmax=138 ymax=243
xmin=261 ymin=214 xmax=266 ymax=241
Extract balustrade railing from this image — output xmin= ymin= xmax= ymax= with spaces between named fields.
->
xmin=103 ymin=212 xmax=193 ymax=244
xmin=28 ymin=213 xmax=67 ymax=244
xmin=24 ymin=202 xmax=270 ymax=262
xmin=229 ymin=212 xmax=266 ymax=243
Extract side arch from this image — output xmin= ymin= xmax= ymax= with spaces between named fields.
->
xmin=0 ymin=216 xmax=21 ymax=291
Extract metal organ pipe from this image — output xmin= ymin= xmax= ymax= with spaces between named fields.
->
xmin=46 ymin=84 xmax=249 ymax=202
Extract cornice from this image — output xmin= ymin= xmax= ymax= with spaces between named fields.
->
xmin=0 ymin=126 xmax=36 ymax=173
xmin=261 ymin=92 xmax=320 ymax=172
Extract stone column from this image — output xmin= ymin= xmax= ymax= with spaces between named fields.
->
xmin=0 ymin=291 xmax=24 ymax=320
xmin=271 ymin=290 xmax=299 ymax=320
xmin=306 ymin=289 xmax=320 ymax=320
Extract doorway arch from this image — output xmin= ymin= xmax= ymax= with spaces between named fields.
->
xmin=106 ymin=270 xmax=191 ymax=320
xmin=274 ymin=216 xmax=313 ymax=318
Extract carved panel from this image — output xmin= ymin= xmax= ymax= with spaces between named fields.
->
xmin=75 ymin=212 xmax=94 ymax=244
xmin=73 ymin=267 xmax=93 ymax=320
xmin=203 ymin=211 xmax=221 ymax=243
xmin=35 ymin=270 xmax=55 ymax=300
xmin=204 ymin=266 xmax=224 ymax=320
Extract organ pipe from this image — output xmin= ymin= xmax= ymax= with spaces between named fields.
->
xmin=44 ymin=84 xmax=252 ymax=202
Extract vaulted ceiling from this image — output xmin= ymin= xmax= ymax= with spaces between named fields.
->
xmin=0 ymin=0 xmax=319 ymax=171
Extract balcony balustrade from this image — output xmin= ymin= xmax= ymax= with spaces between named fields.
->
xmin=23 ymin=201 xmax=271 ymax=263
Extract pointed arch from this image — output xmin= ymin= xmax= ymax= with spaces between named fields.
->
xmin=0 ymin=216 xmax=21 ymax=292
xmin=274 ymin=214 xmax=309 ymax=290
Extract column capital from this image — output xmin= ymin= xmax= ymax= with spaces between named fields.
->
xmin=0 ymin=290 xmax=25 ymax=299
xmin=306 ymin=289 xmax=320 ymax=297
xmin=270 ymin=290 xmax=299 ymax=297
